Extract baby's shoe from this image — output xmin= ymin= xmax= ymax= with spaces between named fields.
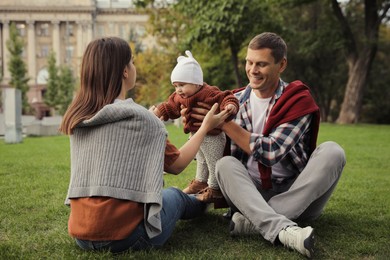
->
xmin=196 ymin=187 xmax=228 ymax=208
xmin=182 ymin=179 xmax=208 ymax=194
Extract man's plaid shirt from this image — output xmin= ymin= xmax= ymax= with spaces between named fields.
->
xmin=231 ymin=80 xmax=313 ymax=176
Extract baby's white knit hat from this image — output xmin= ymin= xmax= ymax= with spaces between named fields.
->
xmin=170 ymin=50 xmax=203 ymax=85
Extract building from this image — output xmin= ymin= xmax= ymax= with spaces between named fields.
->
xmin=0 ymin=0 xmax=152 ymax=117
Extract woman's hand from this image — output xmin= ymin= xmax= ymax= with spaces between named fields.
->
xmin=166 ymin=103 xmax=230 ymax=174
xmin=199 ymin=103 xmax=229 ymax=133
xmin=180 ymin=102 xmax=212 ymax=127
xmin=224 ymin=103 xmax=237 ymax=115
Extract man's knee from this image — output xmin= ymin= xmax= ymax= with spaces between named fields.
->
xmin=215 ymin=156 xmax=236 ymax=181
xmin=319 ymin=141 xmax=346 ymax=167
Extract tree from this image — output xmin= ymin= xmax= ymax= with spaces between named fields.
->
xmin=133 ymin=0 xmax=282 ymax=98
xmin=134 ymin=48 xmax=173 ymax=107
xmin=174 ymin=0 xmax=275 ymax=88
xmin=279 ymin=0 xmax=348 ymax=121
xmin=44 ymin=51 xmax=59 ymax=111
xmin=331 ymin=0 xmax=390 ymax=123
xmin=6 ymin=23 xmax=30 ymax=112
xmin=57 ymin=65 xmax=75 ymax=115
xmin=0 ymin=64 xmax=3 ymax=112
xmin=132 ymin=0 xmax=190 ymax=105
xmin=360 ymin=24 xmax=390 ymax=123
xmin=44 ymin=51 xmax=75 ymax=115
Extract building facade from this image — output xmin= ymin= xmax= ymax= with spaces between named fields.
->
xmin=0 ymin=0 xmax=151 ymax=116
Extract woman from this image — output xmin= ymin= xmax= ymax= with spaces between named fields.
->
xmin=59 ymin=37 xmax=229 ymax=253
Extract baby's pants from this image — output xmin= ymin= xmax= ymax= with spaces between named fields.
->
xmin=195 ymin=132 xmax=226 ymax=189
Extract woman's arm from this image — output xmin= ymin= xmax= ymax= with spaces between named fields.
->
xmin=164 ymin=103 xmax=229 ymax=174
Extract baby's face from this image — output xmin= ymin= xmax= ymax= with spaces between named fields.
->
xmin=173 ymin=82 xmax=200 ymax=98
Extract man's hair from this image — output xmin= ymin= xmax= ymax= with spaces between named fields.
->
xmin=248 ymin=32 xmax=287 ymax=63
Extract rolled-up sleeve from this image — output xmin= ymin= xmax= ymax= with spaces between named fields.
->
xmin=164 ymin=139 xmax=180 ymax=170
xmin=250 ymin=114 xmax=312 ymax=166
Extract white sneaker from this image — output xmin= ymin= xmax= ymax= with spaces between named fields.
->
xmin=229 ymin=212 xmax=260 ymax=236
xmin=278 ymin=226 xmax=315 ymax=258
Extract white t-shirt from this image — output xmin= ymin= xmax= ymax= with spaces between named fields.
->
xmin=246 ymin=90 xmax=290 ymax=184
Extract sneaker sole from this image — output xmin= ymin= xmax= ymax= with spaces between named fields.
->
xmin=229 ymin=213 xmax=241 ymax=237
xmin=303 ymin=228 xmax=315 ymax=258
xmin=229 ymin=220 xmax=236 ymax=236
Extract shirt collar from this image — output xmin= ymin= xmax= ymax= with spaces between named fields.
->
xmin=274 ymin=79 xmax=288 ymax=100
xmin=239 ymin=78 xmax=287 ymax=104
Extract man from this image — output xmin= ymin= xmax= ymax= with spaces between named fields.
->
xmin=192 ymin=32 xmax=346 ymax=258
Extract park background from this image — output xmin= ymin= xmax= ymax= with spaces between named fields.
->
xmin=1 ymin=0 xmax=390 ymax=259
xmin=0 ymin=0 xmax=389 ymax=125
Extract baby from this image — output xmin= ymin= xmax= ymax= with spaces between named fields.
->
xmin=152 ymin=50 xmax=239 ymax=205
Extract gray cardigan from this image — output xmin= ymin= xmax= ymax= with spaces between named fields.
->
xmin=65 ymin=98 xmax=167 ymax=238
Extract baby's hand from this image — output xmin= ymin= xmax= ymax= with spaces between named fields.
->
xmin=149 ymin=105 xmax=164 ymax=120
xmin=225 ymin=104 xmax=237 ymax=115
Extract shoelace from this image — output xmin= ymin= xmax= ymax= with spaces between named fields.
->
xmin=282 ymin=227 xmax=299 ymax=249
xmin=243 ymin=218 xmax=257 ymax=233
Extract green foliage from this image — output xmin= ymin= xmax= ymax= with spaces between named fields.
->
xmin=144 ymin=3 xmax=188 ymax=51
xmin=0 ymin=124 xmax=390 ymax=259
xmin=126 ymin=5 xmax=184 ymax=105
xmin=361 ymin=25 xmax=390 ymax=124
xmin=191 ymin=43 xmax=245 ymax=89
xmin=44 ymin=51 xmax=59 ymax=109
xmin=134 ymin=48 xmax=175 ymax=107
xmin=134 ymin=0 xmax=389 ymax=123
xmin=44 ymin=51 xmax=75 ymax=115
xmin=176 ymin=0 xmax=269 ymax=48
xmin=57 ymin=66 xmax=75 ymax=115
xmin=279 ymin=0 xmax=348 ymax=122
xmin=174 ymin=0 xmax=275 ymax=87
xmin=6 ymin=23 xmax=30 ymax=112
xmin=330 ymin=0 xmax=389 ymax=123
xmin=0 ymin=65 xmax=2 ymax=110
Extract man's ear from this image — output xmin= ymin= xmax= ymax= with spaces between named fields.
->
xmin=279 ymin=58 xmax=287 ymax=73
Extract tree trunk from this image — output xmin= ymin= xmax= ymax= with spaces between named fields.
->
xmin=332 ymin=0 xmax=387 ymax=124
xmin=229 ymin=46 xmax=242 ymax=88
xmin=336 ymin=56 xmax=370 ymax=123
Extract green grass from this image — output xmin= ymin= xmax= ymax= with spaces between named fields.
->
xmin=0 ymin=123 xmax=389 ymax=259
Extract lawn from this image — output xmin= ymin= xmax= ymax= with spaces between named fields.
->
xmin=0 ymin=123 xmax=389 ymax=259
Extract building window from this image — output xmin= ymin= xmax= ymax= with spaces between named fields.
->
xmin=119 ymin=24 xmax=127 ymax=39
xmin=66 ymin=24 xmax=74 ymax=37
xmin=38 ymin=23 xmax=50 ymax=37
xmin=66 ymin=45 xmax=74 ymax=62
xmin=16 ymin=23 xmax=26 ymax=37
xmin=21 ymin=47 xmax=26 ymax=58
xmin=40 ymin=45 xmax=50 ymax=58
xmin=37 ymin=68 xmax=49 ymax=84
xmin=109 ymin=23 xmax=115 ymax=34
xmin=135 ymin=25 xmax=146 ymax=37
xmin=97 ymin=25 xmax=105 ymax=37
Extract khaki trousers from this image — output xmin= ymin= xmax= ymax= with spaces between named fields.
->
xmin=215 ymin=141 xmax=346 ymax=243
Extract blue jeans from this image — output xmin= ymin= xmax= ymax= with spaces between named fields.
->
xmin=75 ymin=187 xmax=206 ymax=253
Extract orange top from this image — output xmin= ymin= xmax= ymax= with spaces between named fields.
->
xmin=68 ymin=139 xmax=180 ymax=240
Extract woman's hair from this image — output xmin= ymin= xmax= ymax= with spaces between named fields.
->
xmin=248 ymin=32 xmax=287 ymax=64
xmin=59 ymin=37 xmax=132 ymax=135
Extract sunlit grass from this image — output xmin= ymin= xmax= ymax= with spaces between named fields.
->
xmin=0 ymin=123 xmax=389 ymax=259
